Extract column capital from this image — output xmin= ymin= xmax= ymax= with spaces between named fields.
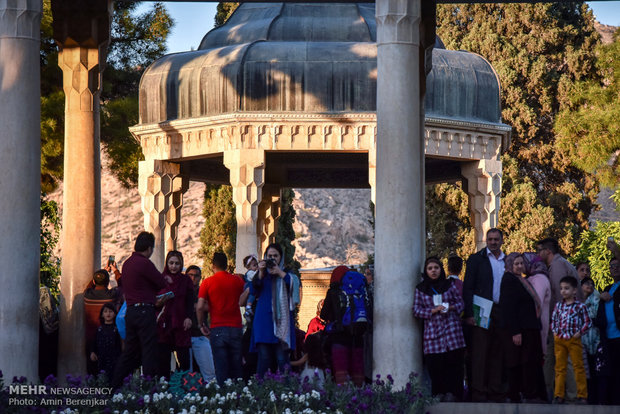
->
xmin=0 ymin=0 xmax=41 ymax=41
xmin=52 ymin=0 xmax=111 ymax=112
xmin=376 ymin=0 xmax=421 ymax=45
xmin=462 ymin=159 xmax=503 ymax=250
xmin=138 ymin=160 xmax=189 ymax=270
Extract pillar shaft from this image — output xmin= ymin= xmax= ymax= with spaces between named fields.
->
xmin=0 ymin=0 xmax=42 ymax=382
xmin=374 ymin=0 xmax=433 ymax=387
xmin=138 ymin=160 xmax=189 ymax=270
xmin=53 ymin=0 xmax=111 ymax=377
xmin=224 ymin=150 xmax=265 ymax=272
xmin=462 ymin=160 xmax=502 ymax=250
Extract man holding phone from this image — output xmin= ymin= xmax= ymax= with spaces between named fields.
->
xmin=111 ymin=232 xmax=169 ymax=388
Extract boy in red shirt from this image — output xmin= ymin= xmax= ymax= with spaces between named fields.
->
xmin=196 ymin=252 xmax=245 ymax=384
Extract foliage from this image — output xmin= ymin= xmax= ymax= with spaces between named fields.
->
xmin=276 ymin=189 xmax=302 ymax=277
xmin=215 ymin=2 xmax=239 ymax=27
xmin=571 ymin=221 xmax=620 ymax=290
xmin=199 ymin=184 xmax=237 ymax=272
xmin=40 ymin=1 xmax=173 ymax=190
xmin=40 ymin=197 xmax=61 ymax=297
xmin=432 ymin=3 xmax=601 ymax=257
xmin=0 ymin=370 xmax=434 ymax=413
xmin=555 ymin=28 xmax=620 ymax=207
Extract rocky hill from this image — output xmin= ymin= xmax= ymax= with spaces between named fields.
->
xmin=47 ymin=153 xmax=374 ymax=270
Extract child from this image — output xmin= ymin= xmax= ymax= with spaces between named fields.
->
xmin=551 ymin=276 xmax=591 ymax=404
xmin=242 ymin=254 xmax=258 ymax=322
xmin=290 ymin=331 xmax=327 ymax=386
xmin=90 ymin=303 xmax=122 ymax=377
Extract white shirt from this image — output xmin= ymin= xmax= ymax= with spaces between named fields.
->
xmin=487 ymin=248 xmax=505 ymax=303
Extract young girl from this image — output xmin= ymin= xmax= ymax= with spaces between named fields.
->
xmin=413 ymin=257 xmax=466 ymax=401
xmin=90 ymin=303 xmax=122 ymax=377
xmin=291 ymin=331 xmax=328 ymax=386
xmin=242 ymin=254 xmax=259 ymax=322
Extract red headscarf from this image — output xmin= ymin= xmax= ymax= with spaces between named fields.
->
xmin=330 ymin=265 xmax=349 ymax=284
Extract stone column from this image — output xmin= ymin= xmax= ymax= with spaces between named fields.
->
xmin=257 ymin=186 xmax=281 ymax=257
xmin=462 ymin=159 xmax=502 ymax=250
xmin=0 ymin=0 xmax=42 ymax=382
xmin=138 ymin=160 xmax=190 ymax=270
xmin=224 ymin=150 xmax=265 ymax=272
xmin=374 ymin=0 xmax=434 ymax=387
xmin=52 ymin=0 xmax=111 ymax=377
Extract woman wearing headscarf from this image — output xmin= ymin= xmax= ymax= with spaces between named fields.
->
xmin=250 ymin=243 xmax=300 ymax=377
xmin=157 ymin=250 xmax=194 ymax=377
xmin=526 ymin=256 xmax=552 ymax=356
xmin=500 ymin=253 xmax=546 ymax=403
xmin=413 ymin=257 xmax=465 ymax=401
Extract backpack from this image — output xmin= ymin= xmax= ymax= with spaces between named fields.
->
xmin=326 ymin=271 xmax=372 ymax=336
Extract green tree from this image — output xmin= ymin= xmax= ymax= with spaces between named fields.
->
xmin=430 ymin=3 xmax=601 ymax=257
xmin=40 ymin=197 xmax=61 ymax=297
xmin=571 ymin=221 xmax=620 ymax=290
xmin=276 ymin=189 xmax=301 ymax=277
xmin=199 ymin=184 xmax=237 ymax=272
xmin=555 ymin=28 xmax=620 ymax=204
xmin=215 ymin=3 xmax=238 ymax=27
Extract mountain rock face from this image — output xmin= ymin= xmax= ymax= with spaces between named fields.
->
xmin=47 ymin=154 xmax=374 ymax=270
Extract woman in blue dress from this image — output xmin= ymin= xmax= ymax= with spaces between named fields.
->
xmin=250 ymin=243 xmax=300 ymax=377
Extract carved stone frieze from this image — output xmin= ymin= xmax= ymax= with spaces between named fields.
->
xmin=132 ymin=113 xmax=508 ymax=164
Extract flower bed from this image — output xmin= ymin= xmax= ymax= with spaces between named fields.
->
xmin=1 ymin=369 xmax=434 ymax=413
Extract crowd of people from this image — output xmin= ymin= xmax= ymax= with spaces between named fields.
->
xmin=413 ymin=228 xmax=620 ymax=405
xmin=81 ymin=229 xmax=620 ymax=406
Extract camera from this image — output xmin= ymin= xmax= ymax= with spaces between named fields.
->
xmin=108 ymin=255 xmax=115 ymax=266
xmin=266 ymin=258 xmax=277 ymax=268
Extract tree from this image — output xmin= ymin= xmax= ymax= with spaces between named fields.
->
xmin=555 ymin=28 xmax=620 ymax=205
xmin=40 ymin=197 xmax=61 ymax=297
xmin=429 ymin=3 xmax=601 ymax=257
xmin=571 ymin=221 xmax=620 ymax=290
xmin=276 ymin=189 xmax=302 ymax=277
xmin=198 ymin=184 xmax=237 ymax=272
xmin=215 ymin=3 xmax=238 ymax=28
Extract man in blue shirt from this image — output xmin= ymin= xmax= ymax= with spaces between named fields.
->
xmin=596 ymin=241 xmax=620 ymax=404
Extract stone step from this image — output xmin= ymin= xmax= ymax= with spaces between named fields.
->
xmin=429 ymin=402 xmax=620 ymax=414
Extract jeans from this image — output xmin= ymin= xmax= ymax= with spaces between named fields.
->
xmin=210 ymin=326 xmax=243 ymax=385
xmin=554 ymin=336 xmax=587 ymax=399
xmin=191 ymin=336 xmax=216 ymax=382
xmin=111 ymin=305 xmax=158 ymax=388
xmin=256 ymin=342 xmax=289 ymax=377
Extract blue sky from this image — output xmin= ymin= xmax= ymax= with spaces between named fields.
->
xmin=157 ymin=2 xmax=619 ymax=54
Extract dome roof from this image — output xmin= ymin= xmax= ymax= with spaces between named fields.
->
xmin=138 ymin=3 xmax=502 ymax=126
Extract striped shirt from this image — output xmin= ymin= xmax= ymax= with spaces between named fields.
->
xmin=551 ymin=300 xmax=591 ymax=339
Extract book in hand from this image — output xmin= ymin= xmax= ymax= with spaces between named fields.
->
xmin=473 ymin=295 xmax=493 ymax=329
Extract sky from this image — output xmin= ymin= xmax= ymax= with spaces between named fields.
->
xmin=155 ymin=1 xmax=620 ymax=54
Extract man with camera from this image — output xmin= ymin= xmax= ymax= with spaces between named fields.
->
xmin=196 ymin=252 xmax=245 ymax=385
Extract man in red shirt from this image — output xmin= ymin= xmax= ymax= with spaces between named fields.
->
xmin=111 ymin=232 xmax=168 ymax=388
xmin=196 ymin=252 xmax=245 ymax=384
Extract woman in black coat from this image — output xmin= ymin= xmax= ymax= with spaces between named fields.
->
xmin=500 ymin=253 xmax=547 ymax=403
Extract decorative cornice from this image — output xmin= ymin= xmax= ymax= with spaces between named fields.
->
xmin=133 ymin=112 xmax=509 ymax=164
xmin=375 ymin=0 xmax=421 ymax=45
xmin=0 ymin=0 xmax=41 ymax=41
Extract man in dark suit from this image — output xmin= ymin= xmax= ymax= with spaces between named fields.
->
xmin=463 ymin=228 xmax=506 ymax=402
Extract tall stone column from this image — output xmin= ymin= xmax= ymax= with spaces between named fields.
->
xmin=0 ymin=0 xmax=42 ymax=382
xmin=257 ymin=186 xmax=281 ymax=257
xmin=138 ymin=160 xmax=189 ymax=270
xmin=224 ymin=150 xmax=265 ymax=272
xmin=374 ymin=0 xmax=434 ymax=387
xmin=52 ymin=0 xmax=111 ymax=377
xmin=462 ymin=160 xmax=502 ymax=250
